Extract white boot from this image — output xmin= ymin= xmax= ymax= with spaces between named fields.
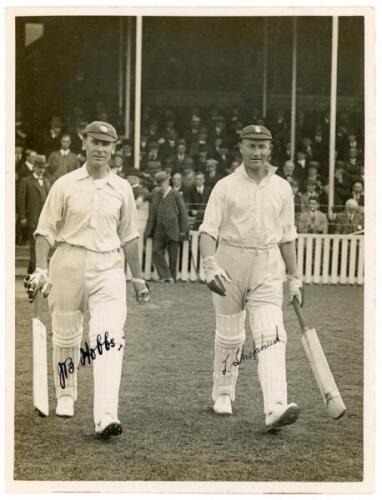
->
xmin=56 ymin=396 xmax=74 ymax=417
xmin=265 ymin=403 xmax=300 ymax=433
xmin=213 ymin=395 xmax=232 ymax=415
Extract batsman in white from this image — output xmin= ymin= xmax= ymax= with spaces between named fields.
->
xmin=24 ymin=121 xmax=150 ymax=437
xmin=199 ymin=125 xmax=303 ymax=432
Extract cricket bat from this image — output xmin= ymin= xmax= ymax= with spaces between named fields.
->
xmin=32 ymin=290 xmax=49 ymax=416
xmin=292 ymin=298 xmax=346 ymax=419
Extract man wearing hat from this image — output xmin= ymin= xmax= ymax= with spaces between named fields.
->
xmin=18 ymin=155 xmax=51 ymax=273
xmin=144 ymin=171 xmax=189 ymax=282
xmin=24 ymin=121 xmax=150 ymax=437
xmin=199 ymin=124 xmax=303 ymax=432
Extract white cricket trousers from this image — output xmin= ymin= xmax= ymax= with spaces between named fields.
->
xmin=48 ymin=243 xmax=127 ymax=424
xmin=211 ymin=240 xmax=288 ymax=414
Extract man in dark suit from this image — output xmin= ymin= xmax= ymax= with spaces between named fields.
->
xmin=47 ymin=134 xmax=81 ymax=184
xmin=17 ymin=155 xmax=51 ymax=273
xmin=38 ymin=116 xmax=64 ymax=157
xmin=335 ymin=198 xmax=364 ymax=234
xmin=144 ymin=171 xmax=189 ymax=282
xmin=188 ymin=172 xmax=212 ymax=230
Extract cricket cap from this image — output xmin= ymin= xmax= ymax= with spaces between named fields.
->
xmin=239 ymin=125 xmax=273 ymax=141
xmin=84 ymin=121 xmax=118 ymax=142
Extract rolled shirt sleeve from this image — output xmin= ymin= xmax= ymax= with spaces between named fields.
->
xmin=279 ymin=183 xmax=298 ymax=243
xmin=118 ymin=183 xmax=140 ymax=245
xmin=199 ymin=182 xmax=225 ymax=240
xmin=34 ymin=180 xmax=64 ymax=247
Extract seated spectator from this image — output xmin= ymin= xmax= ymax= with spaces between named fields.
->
xmin=194 ymin=144 xmax=209 ymax=172
xmin=70 ymin=119 xmax=88 ymax=158
xmin=141 ymin=140 xmax=161 ymax=170
xmin=159 ymin=128 xmax=178 ymax=160
xmin=17 ymin=149 xmax=37 ymax=182
xmin=347 ymin=147 xmax=362 ymax=178
xmin=289 ymin=179 xmax=304 ymax=220
xmin=210 ymin=115 xmax=228 ymax=144
xmin=297 ymin=198 xmax=328 ymax=234
xmin=278 ymin=160 xmax=297 ymax=180
xmin=162 ymin=157 xmax=175 ymax=179
xmin=351 ymin=180 xmax=364 ymax=209
xmin=173 ymin=139 xmax=187 ymax=171
xmin=311 ymin=125 xmax=328 ymax=163
xmin=300 ymin=180 xmax=321 ymax=212
xmin=224 ymin=159 xmax=240 ymax=176
xmin=295 ymin=150 xmax=309 ymax=179
xmin=110 ymin=151 xmax=125 ymax=177
xmin=205 ymin=158 xmax=222 ymax=189
xmin=304 ymin=161 xmax=322 ymax=189
xmin=188 ymin=172 xmax=212 ymax=230
xmin=185 ymin=115 xmax=202 ymax=145
xmin=344 ymin=131 xmax=363 ymax=161
xmin=335 ymin=198 xmax=364 ymax=234
xmin=121 ymin=139 xmax=134 ymax=169
xmin=38 ymin=115 xmax=64 ymax=157
xmin=17 ymin=155 xmax=51 ymax=273
xmin=189 ymin=126 xmax=209 ymax=158
xmin=47 ymin=133 xmax=81 ymax=184
xmin=126 ymin=169 xmax=150 ymax=208
xmin=334 ymin=162 xmax=352 ymax=209
xmin=180 ymin=157 xmax=196 ymax=191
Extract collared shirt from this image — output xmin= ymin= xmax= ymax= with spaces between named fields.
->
xmin=26 ymin=161 xmax=34 ymax=172
xmin=35 ymin=163 xmax=139 ymax=251
xmin=60 ymin=149 xmax=70 ymax=156
xmin=199 ymin=163 xmax=297 ymax=248
xmin=162 ymin=186 xmax=172 ymax=199
xmin=33 ymin=172 xmax=44 ymax=186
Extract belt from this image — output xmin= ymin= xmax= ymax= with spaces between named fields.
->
xmin=220 ymin=238 xmax=277 ymax=253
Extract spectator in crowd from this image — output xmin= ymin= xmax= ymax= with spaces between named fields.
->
xmin=300 ymin=180 xmax=321 ymax=212
xmin=15 ymin=110 xmax=30 ymax=148
xmin=171 ymin=172 xmax=186 ymax=197
xmin=289 ymin=179 xmax=304 ymax=222
xmin=142 ymin=159 xmax=162 ymax=191
xmin=144 ymin=171 xmax=189 ymax=283
xmin=121 ymin=139 xmax=134 ymax=169
xmin=185 ymin=115 xmax=202 ymax=145
xmin=311 ymin=125 xmax=328 ymax=163
xmin=70 ymin=119 xmax=88 ymax=157
xmin=278 ymin=160 xmax=297 ymax=181
xmin=189 ymin=126 xmax=209 ymax=158
xmin=17 ymin=155 xmax=51 ymax=273
xmin=347 ymin=147 xmax=362 ymax=178
xmin=224 ymin=159 xmax=240 ymax=176
xmin=38 ymin=115 xmax=64 ymax=156
xmin=210 ymin=115 xmax=227 ymax=144
xmin=126 ymin=169 xmax=149 ymax=209
xmin=110 ymin=151 xmax=125 ymax=177
xmin=297 ymin=198 xmax=328 ymax=234
xmin=335 ymin=198 xmax=364 ymax=234
xmin=141 ymin=140 xmax=161 ymax=170
xmin=351 ymin=180 xmax=364 ymax=209
xmin=295 ymin=150 xmax=309 ymax=179
xmin=334 ymin=162 xmax=352 ymax=210
xmin=304 ymin=161 xmax=322 ymax=188
xmin=47 ymin=133 xmax=81 ymax=184
xmin=159 ymin=128 xmax=178 ymax=160
xmin=180 ymin=157 xmax=196 ymax=192
xmin=205 ymin=158 xmax=222 ymax=189
xmin=344 ymin=131 xmax=363 ymax=161
xmin=17 ymin=149 xmax=37 ymax=182
xmin=188 ymin=172 xmax=212 ymax=230
xmin=173 ymin=139 xmax=187 ymax=171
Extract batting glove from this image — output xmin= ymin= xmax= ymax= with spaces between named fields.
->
xmin=202 ymin=256 xmax=232 ymax=296
xmin=24 ymin=267 xmax=52 ymax=302
xmin=287 ymin=274 xmax=304 ymax=307
xmin=132 ymin=278 xmax=151 ymax=304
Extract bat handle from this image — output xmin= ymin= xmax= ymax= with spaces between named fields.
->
xmin=292 ymin=297 xmax=309 ymax=332
xmin=34 ymin=289 xmax=43 ymax=319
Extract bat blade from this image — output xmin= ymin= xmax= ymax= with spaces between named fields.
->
xmin=32 ymin=311 xmax=49 ymax=416
xmin=301 ymin=327 xmax=346 ymax=419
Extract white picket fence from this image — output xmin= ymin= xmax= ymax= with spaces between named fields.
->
xmin=133 ymin=203 xmax=364 ymax=285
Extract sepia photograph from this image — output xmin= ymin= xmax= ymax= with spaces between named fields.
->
xmin=5 ymin=5 xmax=375 ymax=494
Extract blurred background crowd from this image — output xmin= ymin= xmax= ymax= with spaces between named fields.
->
xmin=16 ymin=103 xmax=365 ymax=249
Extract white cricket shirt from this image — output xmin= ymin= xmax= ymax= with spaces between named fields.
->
xmin=199 ymin=163 xmax=297 ymax=248
xmin=35 ymin=164 xmax=139 ymax=252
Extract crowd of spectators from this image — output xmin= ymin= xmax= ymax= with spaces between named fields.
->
xmin=15 ymin=103 xmax=365 ymax=247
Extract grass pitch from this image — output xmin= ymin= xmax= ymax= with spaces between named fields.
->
xmin=13 ymin=280 xmax=363 ymax=482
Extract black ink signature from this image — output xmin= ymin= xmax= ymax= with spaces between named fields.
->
xmin=221 ymin=328 xmax=280 ymax=375
xmin=57 ymin=332 xmax=121 ymax=389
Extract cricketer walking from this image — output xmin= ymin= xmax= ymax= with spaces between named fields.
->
xmin=199 ymin=125 xmax=303 ymax=432
xmin=24 ymin=121 xmax=150 ymax=437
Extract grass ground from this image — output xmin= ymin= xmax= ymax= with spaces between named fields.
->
xmin=13 ymin=279 xmax=363 ymax=482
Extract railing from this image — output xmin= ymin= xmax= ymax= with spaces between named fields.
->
xmin=132 ymin=202 xmax=364 ymax=285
